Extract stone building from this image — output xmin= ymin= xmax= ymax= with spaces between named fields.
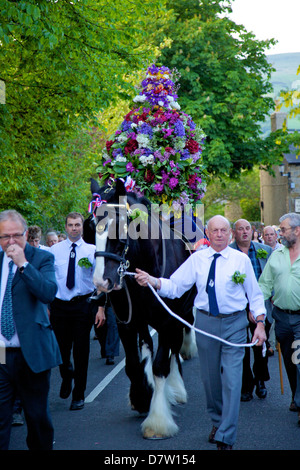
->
xmin=260 ymin=111 xmax=300 ymax=225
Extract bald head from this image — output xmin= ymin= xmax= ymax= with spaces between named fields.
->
xmin=206 ymin=215 xmax=231 ymax=252
xmin=263 ymin=225 xmax=277 ymax=248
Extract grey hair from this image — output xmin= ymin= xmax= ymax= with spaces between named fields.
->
xmin=0 ymin=210 xmax=28 ymax=231
xmin=279 ymin=213 xmax=300 ymax=228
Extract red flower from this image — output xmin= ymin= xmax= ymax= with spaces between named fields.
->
xmin=144 ymin=169 xmax=155 ymax=183
xmin=186 ymin=139 xmax=200 ymax=154
xmin=124 ymin=139 xmax=138 ymax=155
xmin=106 ymin=140 xmax=114 ymax=154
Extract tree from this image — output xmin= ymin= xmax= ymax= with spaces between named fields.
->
xmin=202 ymin=168 xmax=260 ymax=222
xmin=0 ymin=0 xmax=171 ymax=225
xmin=156 ymin=0 xmax=284 ymax=178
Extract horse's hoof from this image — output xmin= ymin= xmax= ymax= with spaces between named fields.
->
xmin=143 ymin=429 xmax=169 ymax=440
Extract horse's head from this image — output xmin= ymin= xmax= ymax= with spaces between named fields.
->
xmin=89 ymin=178 xmax=150 ymax=293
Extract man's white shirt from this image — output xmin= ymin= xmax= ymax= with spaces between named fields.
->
xmin=159 ymin=245 xmax=266 ymax=318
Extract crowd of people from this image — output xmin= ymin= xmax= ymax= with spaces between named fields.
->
xmin=0 ymin=208 xmax=299 ymax=450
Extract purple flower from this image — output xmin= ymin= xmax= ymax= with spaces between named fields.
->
xmin=122 ymin=120 xmax=132 ymax=132
xmin=174 ymin=120 xmax=185 ymax=137
xmin=169 ymin=177 xmax=178 ymax=189
xmin=154 ymin=183 xmax=164 ymax=193
xmin=126 ymin=162 xmax=136 ymax=173
xmin=138 ymin=123 xmax=153 ymax=138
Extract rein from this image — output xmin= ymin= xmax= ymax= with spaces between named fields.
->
xmin=123 ymin=271 xmax=262 ymax=351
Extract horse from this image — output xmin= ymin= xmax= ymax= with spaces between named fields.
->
xmin=85 ymin=178 xmax=198 ymax=439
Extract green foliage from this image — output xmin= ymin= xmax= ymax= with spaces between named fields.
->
xmin=202 ymin=168 xmax=260 ymax=222
xmin=0 ymin=0 xmax=170 ymax=229
xmin=156 ymin=0 xmax=283 ymax=178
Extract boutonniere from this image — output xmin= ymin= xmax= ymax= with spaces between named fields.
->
xmin=232 ymin=271 xmax=246 ymax=285
xmin=78 ymin=257 xmax=93 ymax=268
xmin=256 ymin=248 xmax=268 ymax=259
xmin=128 ymin=208 xmax=148 ymax=224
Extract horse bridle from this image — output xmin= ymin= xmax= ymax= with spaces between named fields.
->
xmin=94 ymin=202 xmax=131 ymax=286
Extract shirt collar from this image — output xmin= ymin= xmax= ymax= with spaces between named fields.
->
xmin=208 ymin=245 xmax=230 ymax=259
xmin=67 ymin=237 xmax=83 ymax=248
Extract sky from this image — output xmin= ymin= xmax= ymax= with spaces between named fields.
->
xmin=228 ymin=0 xmax=300 ymax=55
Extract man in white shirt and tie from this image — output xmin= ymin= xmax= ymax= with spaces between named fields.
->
xmin=50 ymin=212 xmax=101 ymax=411
xmin=135 ymin=215 xmax=266 ymax=450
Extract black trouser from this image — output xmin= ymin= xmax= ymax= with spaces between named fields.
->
xmin=272 ymin=306 xmax=300 ymax=405
xmin=0 ymin=349 xmax=53 ymax=450
xmin=50 ymin=297 xmax=94 ymax=401
xmin=242 ymin=319 xmax=271 ymax=393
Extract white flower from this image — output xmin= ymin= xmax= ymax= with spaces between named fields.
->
xmin=136 ymin=134 xmax=150 ymax=147
xmin=158 ymin=100 xmax=164 ymax=107
xmin=131 ymin=123 xmax=137 ymax=128
xmin=133 ymin=94 xmax=146 ymax=103
xmin=170 ymin=101 xmax=181 ymax=110
xmin=115 ymin=156 xmax=127 ymax=162
xmin=117 ymin=134 xmax=128 ymax=143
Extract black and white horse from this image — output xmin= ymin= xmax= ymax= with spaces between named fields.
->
xmin=85 ymin=178 xmax=198 ymax=439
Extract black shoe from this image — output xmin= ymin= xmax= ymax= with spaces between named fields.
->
xmin=216 ymin=441 xmax=233 ymax=450
xmin=255 ymin=380 xmax=267 ymax=399
xmin=241 ymin=391 xmax=253 ymax=402
xmin=60 ymin=377 xmax=73 ymax=399
xmin=70 ymin=399 xmax=84 ymax=411
xmin=106 ymin=357 xmax=115 ymax=365
xmin=208 ymin=425 xmax=218 ymax=444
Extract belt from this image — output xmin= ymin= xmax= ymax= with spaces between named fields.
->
xmin=276 ymin=307 xmax=300 ymax=315
xmin=55 ymin=293 xmax=92 ymax=304
xmin=197 ymin=308 xmax=245 ymax=318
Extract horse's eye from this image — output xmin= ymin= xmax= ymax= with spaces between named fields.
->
xmin=96 ymin=223 xmax=106 ymax=234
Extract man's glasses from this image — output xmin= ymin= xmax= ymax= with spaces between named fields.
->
xmin=279 ymin=227 xmax=294 ymax=234
xmin=0 ymin=230 xmax=26 ymax=241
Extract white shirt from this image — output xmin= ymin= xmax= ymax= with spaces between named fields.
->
xmin=159 ymin=245 xmax=266 ymax=318
xmin=50 ymin=238 xmax=96 ymax=301
xmin=0 ymin=253 xmax=20 ymax=347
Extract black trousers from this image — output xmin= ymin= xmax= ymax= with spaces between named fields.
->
xmin=0 ymin=349 xmax=53 ymax=450
xmin=242 ymin=320 xmax=270 ymax=393
xmin=50 ymin=297 xmax=94 ymax=401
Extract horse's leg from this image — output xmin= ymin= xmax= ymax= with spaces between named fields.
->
xmin=180 ymin=307 xmax=198 ymax=360
xmin=141 ymin=339 xmax=178 ymax=439
xmin=117 ymin=322 xmax=153 ymax=414
xmin=166 ymin=353 xmax=187 ymax=404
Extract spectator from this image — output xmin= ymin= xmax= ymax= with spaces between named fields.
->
xmin=50 ymin=212 xmax=102 ymax=411
xmin=259 ymin=212 xmax=300 ymax=425
xmin=27 ymin=225 xmax=50 ymax=251
xmin=0 ymin=210 xmax=61 ymax=450
xmin=231 ymin=219 xmax=272 ymax=401
xmin=46 ymin=231 xmax=58 ymax=247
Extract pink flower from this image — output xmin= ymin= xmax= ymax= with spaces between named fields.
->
xmin=169 ymin=177 xmax=178 ymax=189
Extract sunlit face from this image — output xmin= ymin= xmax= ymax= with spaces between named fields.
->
xmin=47 ymin=234 xmax=58 ymax=246
xmin=279 ymin=218 xmax=298 ymax=248
xmin=263 ymin=227 xmax=277 ymax=248
xmin=207 ymin=216 xmax=231 ymax=252
xmin=65 ymin=217 xmax=83 ymax=242
xmin=0 ymin=219 xmax=28 ymax=253
xmin=234 ymin=219 xmax=252 ymax=245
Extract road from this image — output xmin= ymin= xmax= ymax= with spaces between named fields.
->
xmin=9 ymin=329 xmax=300 ymax=453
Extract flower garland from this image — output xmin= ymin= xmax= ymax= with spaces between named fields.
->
xmin=97 ymin=64 xmax=206 ymax=211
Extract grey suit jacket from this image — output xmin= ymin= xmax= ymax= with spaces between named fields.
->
xmin=0 ymin=243 xmax=62 ymax=373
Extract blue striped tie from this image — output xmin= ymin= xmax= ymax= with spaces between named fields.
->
xmin=206 ymin=253 xmax=221 ymax=316
xmin=1 ymin=260 xmax=15 ymax=340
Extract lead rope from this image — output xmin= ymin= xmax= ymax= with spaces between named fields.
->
xmin=124 ymin=271 xmax=266 ymax=353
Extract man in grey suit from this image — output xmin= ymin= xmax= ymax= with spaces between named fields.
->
xmin=231 ymin=219 xmax=272 ymax=401
xmin=0 ymin=210 xmax=61 ymax=450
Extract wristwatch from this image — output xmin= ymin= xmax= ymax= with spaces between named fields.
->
xmin=19 ymin=261 xmax=29 ymax=273
xmin=256 ymin=319 xmax=265 ymax=325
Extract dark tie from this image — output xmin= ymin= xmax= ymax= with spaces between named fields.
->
xmin=206 ymin=253 xmax=221 ymax=316
xmin=1 ymin=260 xmax=15 ymax=340
xmin=66 ymin=243 xmax=76 ymax=289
